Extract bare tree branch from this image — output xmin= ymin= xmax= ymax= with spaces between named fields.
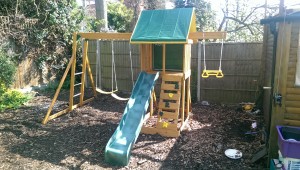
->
xmin=225 ymin=16 xmax=254 ymax=34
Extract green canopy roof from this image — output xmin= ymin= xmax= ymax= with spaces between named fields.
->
xmin=130 ymin=8 xmax=196 ymax=43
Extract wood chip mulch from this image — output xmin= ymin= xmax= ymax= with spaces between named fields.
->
xmin=0 ymin=90 xmax=266 ymax=170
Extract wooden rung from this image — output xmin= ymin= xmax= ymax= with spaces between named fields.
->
xmin=162 ymin=75 xmax=183 ymax=82
xmin=161 ymin=83 xmax=181 ymax=91
xmin=159 ymin=111 xmax=179 ymax=120
xmin=157 ymin=122 xmax=178 ymax=130
xmin=159 ymin=102 xmax=180 ymax=110
xmin=74 ymin=83 xmax=82 ymax=87
xmin=73 ymin=93 xmax=81 ymax=97
xmin=75 ymin=72 xmax=83 ymax=76
xmin=159 ymin=92 xmax=181 ymax=101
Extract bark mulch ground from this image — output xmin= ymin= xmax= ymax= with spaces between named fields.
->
xmin=0 ymin=90 xmax=267 ymax=170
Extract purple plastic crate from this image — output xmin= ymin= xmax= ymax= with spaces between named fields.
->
xmin=277 ymin=126 xmax=300 ymax=159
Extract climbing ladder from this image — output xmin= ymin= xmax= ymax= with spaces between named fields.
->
xmin=156 ymin=74 xmax=182 ymax=134
xmin=42 ymin=36 xmax=96 ymax=124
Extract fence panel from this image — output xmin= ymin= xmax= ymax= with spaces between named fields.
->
xmin=195 ymin=42 xmax=263 ymax=103
xmin=88 ymin=41 xmax=263 ymax=103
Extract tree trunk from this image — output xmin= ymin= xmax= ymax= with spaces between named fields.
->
xmin=95 ymin=0 xmax=108 ymax=31
xmin=279 ymin=0 xmax=284 ymax=16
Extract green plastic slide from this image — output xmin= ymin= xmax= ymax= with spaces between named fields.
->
xmin=104 ymin=71 xmax=159 ymax=166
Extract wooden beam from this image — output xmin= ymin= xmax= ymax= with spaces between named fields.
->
xmin=286 ymin=107 xmax=300 ymax=114
xmin=186 ymin=77 xmax=191 ymax=115
xmin=284 ymin=113 xmax=300 ymax=120
xmin=78 ymin=32 xmax=226 ymax=41
xmin=181 ymin=77 xmax=186 ymax=123
xmin=47 ymin=97 xmax=94 ymax=122
xmin=162 ymin=44 xmax=166 ymax=74
xmin=285 ymin=101 xmax=300 ymax=108
xmin=150 ymin=90 xmax=154 ymax=117
xmin=152 ymin=89 xmax=157 ymax=107
xmin=85 ymin=53 xmax=96 ymax=96
xmin=69 ymin=34 xmax=78 ymax=110
xmin=188 ymin=32 xmax=226 ymax=40
xmin=78 ymin=32 xmax=131 ymax=40
xmin=286 ymin=94 xmax=300 ymax=101
xmin=287 ymin=88 xmax=300 ymax=95
xmin=284 ymin=119 xmax=300 ymax=126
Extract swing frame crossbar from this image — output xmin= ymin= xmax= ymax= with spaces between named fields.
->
xmin=42 ymin=32 xmax=226 ymax=124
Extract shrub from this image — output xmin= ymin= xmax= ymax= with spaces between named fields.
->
xmin=0 ymin=51 xmax=16 ymax=89
xmin=0 ymin=50 xmax=32 ymax=112
xmin=0 ymin=90 xmax=32 ymax=111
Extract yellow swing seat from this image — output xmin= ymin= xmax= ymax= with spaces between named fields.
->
xmin=96 ymin=88 xmax=118 ymax=94
xmin=202 ymin=69 xmax=224 ymax=78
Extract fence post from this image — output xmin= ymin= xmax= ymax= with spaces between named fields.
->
xmin=197 ymin=41 xmax=202 ymax=102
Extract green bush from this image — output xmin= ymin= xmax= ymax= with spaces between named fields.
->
xmin=0 ymin=50 xmax=32 ymax=112
xmin=0 ymin=90 xmax=32 ymax=111
xmin=0 ymin=51 xmax=16 ymax=89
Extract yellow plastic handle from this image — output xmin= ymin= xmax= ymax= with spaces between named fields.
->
xmin=201 ymin=70 xmax=224 ymax=78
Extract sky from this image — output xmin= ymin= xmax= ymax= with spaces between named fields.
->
xmin=207 ymin=0 xmax=300 ymax=23
xmin=77 ymin=0 xmax=300 ymax=20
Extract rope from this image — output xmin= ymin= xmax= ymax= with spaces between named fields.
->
xmin=202 ymin=32 xmax=206 ymax=70
xmin=276 ymin=9 xmax=287 ymax=94
xmin=129 ymin=43 xmax=134 ymax=87
xmin=95 ymin=40 xmax=118 ymax=94
xmin=96 ymin=40 xmax=99 ymax=89
xmin=219 ymin=33 xmax=224 ymax=70
xmin=111 ymin=40 xmax=118 ymax=90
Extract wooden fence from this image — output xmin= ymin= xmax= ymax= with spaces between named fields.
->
xmin=86 ymin=41 xmax=263 ymax=104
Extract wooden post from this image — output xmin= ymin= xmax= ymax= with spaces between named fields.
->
xmin=150 ymin=90 xmax=154 ymax=117
xmin=197 ymin=42 xmax=201 ymax=102
xmin=181 ymin=44 xmax=186 ymax=123
xmin=86 ymin=54 xmax=96 ymax=96
xmin=69 ymin=34 xmax=78 ymax=111
xmin=181 ymin=78 xmax=186 ymax=123
xmin=140 ymin=45 xmax=143 ymax=71
xmin=80 ymin=40 xmax=88 ymax=106
xmin=163 ymin=44 xmax=166 ymax=74
xmin=187 ymin=77 xmax=191 ymax=115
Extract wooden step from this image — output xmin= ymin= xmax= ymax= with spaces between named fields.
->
xmin=158 ymin=110 xmax=179 ymax=120
xmin=161 ymin=83 xmax=181 ymax=91
xmin=159 ymin=92 xmax=181 ymax=101
xmin=162 ymin=75 xmax=183 ymax=82
xmin=156 ymin=122 xmax=178 ymax=130
xmin=159 ymin=101 xmax=180 ymax=110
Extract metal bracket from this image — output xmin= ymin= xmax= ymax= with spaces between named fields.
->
xmin=274 ymin=93 xmax=282 ymax=107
